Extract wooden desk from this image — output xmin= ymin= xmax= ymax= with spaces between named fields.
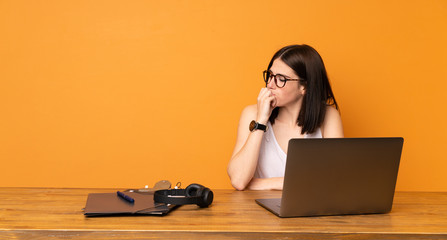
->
xmin=1 ymin=188 xmax=446 ymax=239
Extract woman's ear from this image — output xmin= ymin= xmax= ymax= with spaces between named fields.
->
xmin=299 ymin=85 xmax=306 ymax=95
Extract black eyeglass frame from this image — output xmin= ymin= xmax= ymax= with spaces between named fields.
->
xmin=263 ymin=70 xmax=305 ymax=88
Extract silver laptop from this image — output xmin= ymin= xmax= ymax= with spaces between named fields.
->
xmin=256 ymin=137 xmax=404 ymax=218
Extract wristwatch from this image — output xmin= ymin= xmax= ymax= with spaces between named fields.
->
xmin=249 ymin=120 xmax=267 ymax=132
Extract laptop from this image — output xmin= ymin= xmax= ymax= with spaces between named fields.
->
xmin=256 ymin=137 xmax=404 ymax=218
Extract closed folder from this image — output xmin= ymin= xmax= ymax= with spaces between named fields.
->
xmin=84 ymin=191 xmax=176 ymax=216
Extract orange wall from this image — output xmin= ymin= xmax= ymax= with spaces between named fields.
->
xmin=1 ymin=0 xmax=446 ymax=190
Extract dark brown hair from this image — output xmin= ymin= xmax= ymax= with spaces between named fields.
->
xmin=267 ymin=44 xmax=339 ymax=134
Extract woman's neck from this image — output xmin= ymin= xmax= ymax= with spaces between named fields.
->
xmin=275 ymin=100 xmax=303 ymax=127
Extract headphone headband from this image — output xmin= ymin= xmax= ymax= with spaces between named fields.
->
xmin=153 ymin=189 xmax=201 ymax=205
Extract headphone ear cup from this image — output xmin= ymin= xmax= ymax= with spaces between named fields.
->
xmin=197 ymin=187 xmax=213 ymax=208
xmin=185 ymin=184 xmax=205 ymax=197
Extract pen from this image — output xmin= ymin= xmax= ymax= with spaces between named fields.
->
xmin=117 ymin=191 xmax=135 ymax=203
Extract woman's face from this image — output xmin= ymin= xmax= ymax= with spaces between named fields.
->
xmin=267 ymin=58 xmax=305 ymax=107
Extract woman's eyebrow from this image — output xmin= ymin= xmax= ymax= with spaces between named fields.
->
xmin=271 ymin=71 xmax=292 ymax=78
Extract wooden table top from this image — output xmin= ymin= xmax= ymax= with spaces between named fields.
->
xmin=1 ymin=188 xmax=447 ymax=239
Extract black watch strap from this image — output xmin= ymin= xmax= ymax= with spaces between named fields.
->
xmin=249 ymin=120 xmax=267 ymax=132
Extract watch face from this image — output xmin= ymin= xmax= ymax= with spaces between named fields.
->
xmin=249 ymin=120 xmax=256 ymax=131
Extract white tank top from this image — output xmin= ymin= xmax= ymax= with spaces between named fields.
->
xmin=254 ymin=122 xmax=322 ymax=178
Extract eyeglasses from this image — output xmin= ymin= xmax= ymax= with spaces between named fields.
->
xmin=263 ymin=70 xmax=303 ymax=88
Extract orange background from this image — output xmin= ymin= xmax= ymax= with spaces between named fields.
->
xmin=1 ymin=0 xmax=446 ymax=190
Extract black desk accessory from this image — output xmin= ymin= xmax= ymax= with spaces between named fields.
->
xmin=153 ymin=183 xmax=213 ymax=208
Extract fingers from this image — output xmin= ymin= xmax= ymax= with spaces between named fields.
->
xmin=256 ymin=88 xmax=276 ymax=124
xmin=262 ymin=90 xmax=276 ymax=106
xmin=270 ymin=96 xmax=277 ymax=108
xmin=257 ymin=88 xmax=273 ymax=101
xmin=257 ymin=88 xmax=268 ymax=101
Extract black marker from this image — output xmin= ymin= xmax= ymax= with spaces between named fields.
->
xmin=117 ymin=191 xmax=135 ymax=203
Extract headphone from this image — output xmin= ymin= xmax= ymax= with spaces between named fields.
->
xmin=153 ymin=183 xmax=213 ymax=208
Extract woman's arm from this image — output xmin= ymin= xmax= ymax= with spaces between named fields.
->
xmin=228 ymin=88 xmax=276 ymax=190
xmin=228 ymin=109 xmax=283 ymax=191
xmin=247 ymin=177 xmax=284 ymax=190
xmin=322 ymin=106 xmax=344 ymax=138
xmin=227 ymin=105 xmax=264 ymax=190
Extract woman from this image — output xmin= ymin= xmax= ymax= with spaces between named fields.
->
xmin=227 ymin=44 xmax=344 ymax=191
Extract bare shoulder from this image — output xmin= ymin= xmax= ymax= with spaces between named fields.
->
xmin=322 ymin=105 xmax=344 ymax=137
xmin=241 ymin=104 xmax=257 ymax=119
xmin=242 ymin=104 xmax=258 ymax=116
xmin=238 ymin=104 xmax=258 ymax=132
xmin=325 ymin=105 xmax=341 ymax=118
